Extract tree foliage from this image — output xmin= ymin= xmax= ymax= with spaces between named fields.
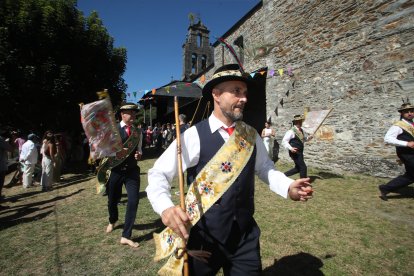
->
xmin=0 ymin=0 xmax=127 ymax=134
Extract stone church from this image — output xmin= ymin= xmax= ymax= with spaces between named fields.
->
xmin=181 ymin=0 xmax=413 ymax=178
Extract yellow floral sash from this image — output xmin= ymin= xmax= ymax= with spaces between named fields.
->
xmin=153 ymin=121 xmax=257 ymax=276
xmin=292 ymin=127 xmax=304 ymax=143
xmin=96 ymin=127 xmax=141 ymax=194
xmin=394 ymin=121 xmax=414 ymax=138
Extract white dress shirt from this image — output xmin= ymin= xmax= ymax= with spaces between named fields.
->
xmin=384 ymin=119 xmax=412 ymax=147
xmin=20 ymin=140 xmax=38 ymax=164
xmin=282 ymin=126 xmax=309 ymax=151
xmin=146 ymin=114 xmax=294 ymax=216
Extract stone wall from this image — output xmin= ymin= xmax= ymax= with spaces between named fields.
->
xmin=209 ymin=0 xmax=414 ymax=177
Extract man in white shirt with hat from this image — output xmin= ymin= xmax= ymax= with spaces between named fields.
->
xmin=146 ymin=64 xmax=313 ymax=275
xmin=379 ymin=100 xmax=414 ymax=201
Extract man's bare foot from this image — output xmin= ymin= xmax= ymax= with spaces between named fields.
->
xmin=120 ymin=237 xmax=139 ymax=248
xmin=106 ymin=223 xmax=115 ymax=233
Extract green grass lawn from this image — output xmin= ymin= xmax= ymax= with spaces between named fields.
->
xmin=0 ymin=155 xmax=413 ymax=275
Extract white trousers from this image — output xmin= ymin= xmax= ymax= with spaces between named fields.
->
xmin=41 ymin=156 xmax=54 ymax=189
xmin=22 ymin=163 xmax=35 ymax=188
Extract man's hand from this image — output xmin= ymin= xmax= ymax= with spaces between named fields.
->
xmin=288 ymin=178 xmax=313 ymax=201
xmin=134 ymin=151 xmax=142 ymax=160
xmin=290 ymin=147 xmax=298 ymax=153
xmin=407 ymin=141 xmax=414 ymax=149
xmin=161 ymin=206 xmax=191 ymax=240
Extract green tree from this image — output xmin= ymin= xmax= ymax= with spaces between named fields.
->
xmin=0 ymin=0 xmax=127 ymax=134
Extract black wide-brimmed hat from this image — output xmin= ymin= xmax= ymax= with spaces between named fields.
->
xmin=398 ymin=102 xmax=414 ymax=112
xmin=292 ymin=114 xmax=305 ymax=122
xmin=119 ymin=103 xmax=139 ymax=112
xmin=202 ymin=64 xmax=256 ymax=101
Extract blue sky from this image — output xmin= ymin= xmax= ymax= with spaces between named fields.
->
xmin=77 ymin=0 xmax=260 ymax=101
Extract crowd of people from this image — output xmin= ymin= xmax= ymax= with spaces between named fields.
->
xmin=0 ymin=128 xmax=91 ymax=200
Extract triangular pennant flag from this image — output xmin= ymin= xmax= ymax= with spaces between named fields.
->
xmin=269 ymin=70 xmax=275 ymax=77
xmin=274 ymin=106 xmax=278 ymax=116
xmin=250 ymin=73 xmax=256 ymax=78
xmin=286 ymin=90 xmax=290 ymax=97
xmin=151 ymin=88 xmax=156 ymax=95
xmin=133 ymin=92 xmax=137 ymax=97
xmin=185 ymin=83 xmax=191 ymax=86
xmin=200 ymin=75 xmax=206 ymax=84
xmin=260 ymin=70 xmax=266 ymax=75
xmin=145 ymin=89 xmax=150 ymax=93
xmin=127 ymin=93 xmax=130 ymax=97
xmin=166 ymin=86 xmax=170 ymax=93
xmin=278 ymin=69 xmax=284 ymax=76
xmin=172 ymin=85 xmax=177 ymax=89
xmin=287 ymin=66 xmax=293 ymax=76
xmin=280 ymin=98 xmax=284 ymax=107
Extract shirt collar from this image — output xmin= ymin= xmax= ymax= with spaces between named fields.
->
xmin=120 ymin=121 xmax=128 ymax=128
xmin=208 ymin=113 xmax=236 ymax=133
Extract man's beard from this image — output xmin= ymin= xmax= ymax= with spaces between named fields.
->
xmin=222 ymin=107 xmax=244 ymax=122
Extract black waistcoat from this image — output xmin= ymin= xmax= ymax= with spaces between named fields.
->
xmin=113 ymin=124 xmax=138 ymax=171
xmin=289 ymin=127 xmax=304 ymax=152
xmin=396 ymin=127 xmax=414 ymax=165
xmin=188 ymin=120 xmax=256 ymax=243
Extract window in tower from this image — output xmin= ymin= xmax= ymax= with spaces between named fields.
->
xmin=192 ymin=53 xmax=197 ymax=74
xmin=197 ymin=33 xmax=202 ymax=48
xmin=201 ymin=55 xmax=207 ymax=70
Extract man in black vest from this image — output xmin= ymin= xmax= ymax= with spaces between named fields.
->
xmin=282 ymin=114 xmax=313 ymax=178
xmin=379 ymin=101 xmax=414 ymax=201
xmin=146 ymin=64 xmax=313 ymax=275
xmin=105 ymin=103 xmax=142 ymax=248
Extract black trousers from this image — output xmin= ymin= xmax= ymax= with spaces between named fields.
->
xmin=285 ymin=151 xmax=307 ymax=178
xmin=187 ymin=221 xmax=262 ymax=276
xmin=380 ymin=161 xmax=414 ymax=193
xmin=107 ymin=167 xmax=140 ymax=239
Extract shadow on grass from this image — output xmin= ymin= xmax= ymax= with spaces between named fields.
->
xmin=317 ymin=171 xmax=344 ymax=179
xmin=0 ymin=189 xmax=85 ymax=231
xmin=115 ymin=219 xmax=164 ymax=243
xmin=1 ymin=173 xmax=92 ymax=204
xmin=54 ymin=174 xmax=95 ymax=190
xmin=262 ymin=252 xmax=325 ymax=276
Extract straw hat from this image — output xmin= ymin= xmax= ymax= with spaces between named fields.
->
xmin=292 ymin=114 xmax=305 ymax=122
xmin=202 ymin=64 xmax=256 ymax=101
xmin=119 ymin=103 xmax=139 ymax=112
xmin=398 ymin=102 xmax=414 ymax=112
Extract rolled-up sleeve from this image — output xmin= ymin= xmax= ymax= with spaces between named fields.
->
xmin=255 ymin=134 xmax=293 ymax=198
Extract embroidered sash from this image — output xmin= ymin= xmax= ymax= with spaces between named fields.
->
xmin=292 ymin=127 xmax=304 ymax=143
xmin=96 ymin=127 xmax=141 ymax=194
xmin=153 ymin=121 xmax=257 ymax=276
xmin=394 ymin=121 xmax=414 ymax=138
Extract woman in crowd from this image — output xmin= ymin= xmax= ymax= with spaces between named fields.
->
xmin=40 ymin=131 xmax=56 ymax=191
xmin=261 ymin=120 xmax=276 ymax=159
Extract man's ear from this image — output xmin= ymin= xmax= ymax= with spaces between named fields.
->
xmin=212 ymin=88 xmax=221 ymax=101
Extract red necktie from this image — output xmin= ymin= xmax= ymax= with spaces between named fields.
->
xmin=222 ymin=126 xmax=235 ymax=136
xmin=125 ymin=125 xmax=131 ymax=137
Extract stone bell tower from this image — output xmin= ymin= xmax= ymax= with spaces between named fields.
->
xmin=182 ymin=19 xmax=213 ymax=81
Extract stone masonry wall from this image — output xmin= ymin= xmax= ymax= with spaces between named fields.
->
xmin=209 ymin=0 xmax=414 ymax=177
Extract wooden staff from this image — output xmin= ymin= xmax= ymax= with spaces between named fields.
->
xmin=173 ymin=96 xmax=189 ymax=276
